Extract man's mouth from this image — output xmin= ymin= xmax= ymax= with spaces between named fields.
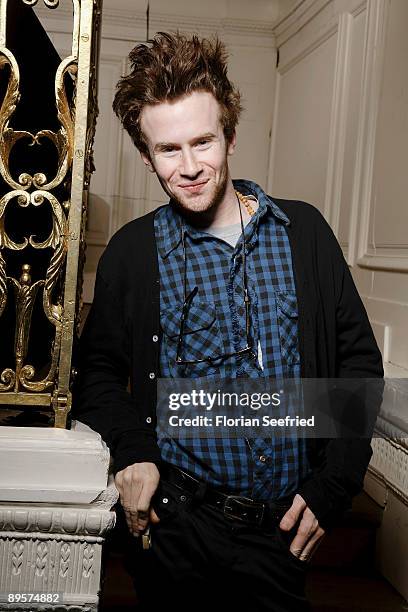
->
xmin=179 ymin=180 xmax=208 ymax=194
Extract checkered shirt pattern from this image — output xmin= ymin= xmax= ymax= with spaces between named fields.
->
xmin=154 ymin=179 xmax=311 ymax=500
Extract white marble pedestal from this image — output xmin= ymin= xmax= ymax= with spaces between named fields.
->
xmin=365 ymin=378 xmax=408 ymax=601
xmin=0 ymin=422 xmax=118 ymax=611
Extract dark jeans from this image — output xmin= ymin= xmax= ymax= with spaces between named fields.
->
xmin=125 ymin=479 xmax=311 ymax=612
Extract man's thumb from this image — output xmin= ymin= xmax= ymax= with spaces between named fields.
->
xmin=150 ymin=508 xmax=160 ymax=524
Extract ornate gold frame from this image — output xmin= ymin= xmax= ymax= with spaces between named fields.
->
xmin=0 ymin=0 xmax=102 ymax=427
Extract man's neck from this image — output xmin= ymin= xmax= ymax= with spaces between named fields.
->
xmin=185 ymin=179 xmax=243 ymax=230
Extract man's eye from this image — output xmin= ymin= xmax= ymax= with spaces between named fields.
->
xmin=196 ymin=140 xmax=210 ymax=147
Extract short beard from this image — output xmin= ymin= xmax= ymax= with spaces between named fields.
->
xmin=157 ymin=155 xmax=230 ymax=224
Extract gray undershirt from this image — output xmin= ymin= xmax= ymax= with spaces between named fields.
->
xmin=204 ymin=221 xmax=244 ymax=247
xmin=203 ymin=196 xmax=259 ymax=246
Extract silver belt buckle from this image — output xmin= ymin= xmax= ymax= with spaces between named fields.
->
xmin=223 ymin=495 xmax=264 ymax=525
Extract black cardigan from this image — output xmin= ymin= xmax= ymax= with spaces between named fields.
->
xmin=74 ymin=198 xmax=384 ymax=528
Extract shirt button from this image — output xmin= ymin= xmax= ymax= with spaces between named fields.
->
xmin=259 ymin=455 xmax=267 ymax=463
xmin=162 ymin=498 xmax=169 ymax=504
xmin=149 ymin=372 xmax=155 ymax=379
xmin=152 ymin=335 xmax=158 ymax=342
xmin=146 ymin=417 xmax=152 ymax=424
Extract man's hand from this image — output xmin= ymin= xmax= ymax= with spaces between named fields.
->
xmin=279 ymin=493 xmax=325 ymax=561
xmin=114 ymin=462 xmax=161 ymax=536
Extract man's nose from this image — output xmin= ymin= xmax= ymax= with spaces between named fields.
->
xmin=180 ymin=149 xmax=201 ymax=178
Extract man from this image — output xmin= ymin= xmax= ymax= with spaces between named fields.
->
xmin=75 ymin=32 xmax=383 ymax=611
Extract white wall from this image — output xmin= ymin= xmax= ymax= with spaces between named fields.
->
xmin=269 ymin=0 xmax=408 ymax=376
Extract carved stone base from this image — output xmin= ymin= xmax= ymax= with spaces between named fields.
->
xmin=365 ymin=378 xmax=408 ymax=601
xmin=0 ymin=423 xmax=118 ymax=611
xmin=0 ymin=514 xmax=105 ymax=611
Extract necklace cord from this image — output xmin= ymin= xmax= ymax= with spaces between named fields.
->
xmin=236 ymin=192 xmax=251 ymax=337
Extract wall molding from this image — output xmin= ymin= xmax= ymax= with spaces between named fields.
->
xmin=322 ymin=3 xmax=369 ymax=253
xmin=349 ymin=0 xmax=405 ymax=271
xmin=273 ymin=0 xmax=332 ymax=48
xmin=323 ymin=11 xmax=353 ymax=233
xmin=371 ymin=320 xmax=390 ymax=362
xmin=0 ymin=506 xmax=115 ymax=537
xmin=147 ymin=11 xmax=276 ymax=39
xmin=274 ymin=0 xmax=366 ymax=47
xmin=358 ymin=253 xmax=408 ymax=272
xmin=1 ymin=531 xmax=105 ymax=543
xmin=267 ymin=71 xmax=280 ymax=193
xmin=35 ymin=5 xmax=277 ymax=43
xmin=275 ymin=21 xmax=338 ymax=75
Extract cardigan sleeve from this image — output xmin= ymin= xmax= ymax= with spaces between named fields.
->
xmin=72 ymin=251 xmax=162 ymax=474
xmin=297 ymin=209 xmax=384 ymax=528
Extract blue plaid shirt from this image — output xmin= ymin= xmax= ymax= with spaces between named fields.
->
xmin=155 ymin=179 xmax=310 ymax=500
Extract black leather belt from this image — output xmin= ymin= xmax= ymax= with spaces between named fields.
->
xmin=161 ymin=464 xmax=290 ymax=528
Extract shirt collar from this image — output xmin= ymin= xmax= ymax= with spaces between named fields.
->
xmin=156 ymin=179 xmax=290 ymax=259
xmin=155 ymin=202 xmax=183 ymax=259
xmin=233 ymin=179 xmax=290 ymax=227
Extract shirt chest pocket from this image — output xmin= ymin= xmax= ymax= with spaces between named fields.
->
xmin=276 ymin=291 xmax=300 ymax=366
xmin=160 ymin=301 xmax=222 ymax=374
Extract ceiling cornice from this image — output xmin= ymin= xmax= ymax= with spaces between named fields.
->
xmin=34 ymin=5 xmax=275 ymax=42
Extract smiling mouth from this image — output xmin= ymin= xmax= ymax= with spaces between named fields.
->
xmin=179 ymin=180 xmax=208 ymax=193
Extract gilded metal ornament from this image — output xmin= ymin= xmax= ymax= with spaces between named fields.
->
xmin=23 ymin=0 xmax=60 ymax=8
xmin=0 ymin=0 xmax=101 ymax=426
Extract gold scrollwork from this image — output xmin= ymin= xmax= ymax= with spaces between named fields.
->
xmin=34 ymin=57 xmax=77 ymax=193
xmin=0 ymin=189 xmax=68 ymax=393
xmin=0 ymin=49 xmax=76 ymax=193
xmin=0 ymin=368 xmax=15 ymax=392
xmin=0 ymin=249 xmax=6 ymax=318
xmin=0 ymin=51 xmax=34 ymax=192
xmin=23 ymin=0 xmax=60 ymax=8
xmin=30 ymin=191 xmax=68 ymax=325
xmin=0 ymin=190 xmax=30 ymax=320
xmin=0 ymin=0 xmax=101 ymax=424
xmin=10 ymin=265 xmax=44 ymax=392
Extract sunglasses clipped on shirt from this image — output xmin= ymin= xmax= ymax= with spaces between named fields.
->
xmin=175 ymin=195 xmax=257 ymax=365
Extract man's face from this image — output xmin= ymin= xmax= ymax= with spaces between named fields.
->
xmin=139 ymin=91 xmax=236 ymax=214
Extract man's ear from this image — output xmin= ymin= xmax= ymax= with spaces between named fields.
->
xmin=227 ymin=131 xmax=237 ymax=156
xmin=140 ymin=151 xmax=155 ymax=173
